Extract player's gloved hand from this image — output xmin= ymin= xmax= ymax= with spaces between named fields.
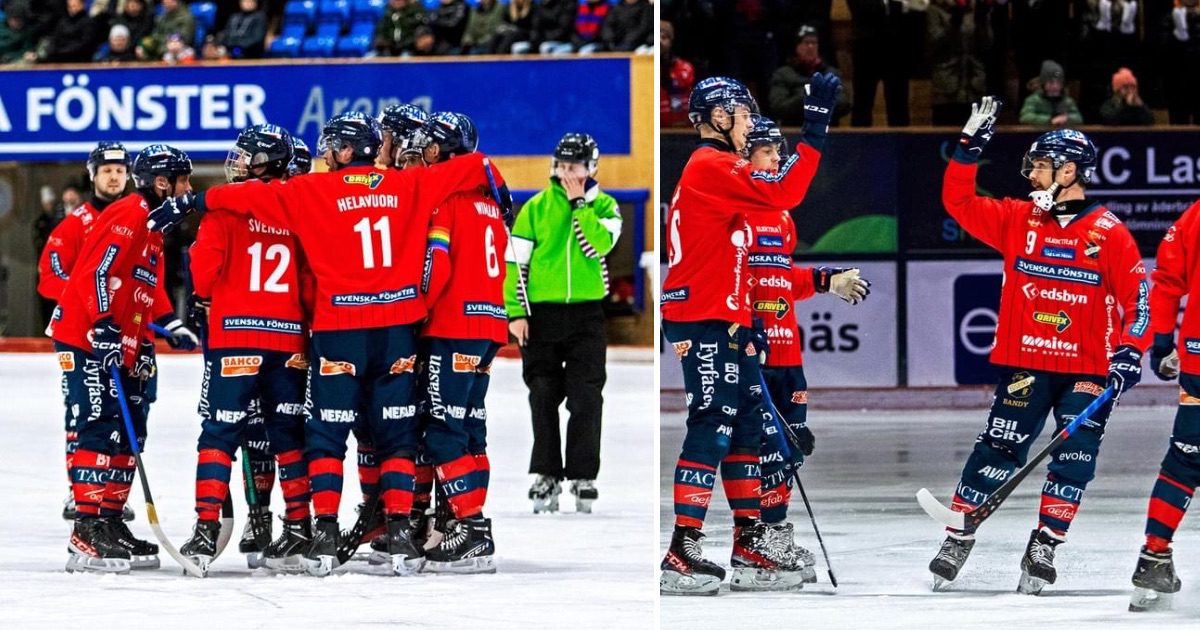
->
xmin=814 ymin=267 xmax=871 ymax=305
xmin=495 ymin=182 xmax=515 ymax=227
xmin=790 ymin=421 xmax=815 ymax=458
xmin=1151 ymin=333 xmax=1180 ymax=381
xmin=156 ymin=315 xmax=199 ymax=351
xmin=133 ymin=339 xmax=156 ymax=380
xmin=90 ymin=316 xmax=123 ymax=371
xmin=749 ymin=318 xmax=769 ymax=365
xmin=801 ymin=72 xmax=842 ymax=150
xmin=956 ymin=95 xmax=1002 ymax=163
xmin=147 ymin=191 xmax=202 ymax=233
xmin=1107 ymin=344 xmax=1144 ymax=400
xmin=186 ymin=294 xmax=210 ymax=335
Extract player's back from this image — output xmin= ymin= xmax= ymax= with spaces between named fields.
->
xmin=425 ymin=190 xmax=508 ymax=344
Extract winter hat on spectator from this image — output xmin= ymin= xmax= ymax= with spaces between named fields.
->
xmin=1039 ymin=60 xmax=1065 ymax=84
xmin=795 ymin=24 xmax=819 ymax=45
xmin=1112 ymin=67 xmax=1137 ymax=91
xmin=109 ymin=24 xmax=130 ymax=41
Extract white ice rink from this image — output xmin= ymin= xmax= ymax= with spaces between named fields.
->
xmin=661 ymin=406 xmax=1199 ymax=629
xmin=0 ymin=352 xmax=656 ymax=628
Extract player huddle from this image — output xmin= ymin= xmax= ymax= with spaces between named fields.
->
xmin=40 ymin=105 xmax=608 ymax=579
xmin=660 ymin=82 xmax=1195 ymax=611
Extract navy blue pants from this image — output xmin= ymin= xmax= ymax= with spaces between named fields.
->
xmin=1144 ymin=373 xmax=1200 ymax=542
xmin=420 ymin=337 xmax=500 ymax=465
xmin=55 ymin=342 xmax=148 ymax=455
xmin=197 ymin=348 xmax=307 ymax=457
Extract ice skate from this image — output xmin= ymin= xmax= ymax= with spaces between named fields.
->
xmin=424 ymin=517 xmax=496 ymax=574
xmin=239 ymin=508 xmax=272 ymax=569
xmin=529 ymin=475 xmax=561 ymax=514
xmin=767 ymin=522 xmax=817 ymax=583
xmin=103 ymin=516 xmax=159 ymax=569
xmin=929 ymin=531 xmax=975 ymax=590
xmin=63 ymin=492 xmax=132 ymax=522
xmin=303 ymin=517 xmax=343 ymax=577
xmin=1017 ymin=527 xmax=1064 ymax=595
xmin=660 ymin=526 xmax=725 ymax=596
xmin=385 ymin=515 xmax=424 ymax=576
xmin=570 ymin=479 xmax=598 ymax=513
xmin=729 ymin=522 xmax=806 ymax=591
xmin=65 ymin=518 xmax=131 ymax=574
xmin=262 ymin=517 xmax=310 ymax=573
xmin=179 ymin=519 xmax=222 ymax=577
xmin=1129 ymin=546 xmax=1182 ymax=612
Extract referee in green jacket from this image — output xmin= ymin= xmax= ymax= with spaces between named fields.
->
xmin=504 ymin=132 xmax=623 ymax=514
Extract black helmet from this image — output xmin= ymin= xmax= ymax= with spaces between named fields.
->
xmin=132 ymin=144 xmax=193 ymax=190
xmin=87 ymin=141 xmax=132 ymax=181
xmin=1021 ymin=129 xmax=1099 ymax=183
xmin=225 ymin=123 xmax=293 ymax=183
xmin=288 ymin=136 xmax=312 ymax=177
xmin=379 ymin=104 xmax=430 ymax=154
xmin=318 ymin=111 xmax=382 ymax=164
xmin=552 ymin=132 xmax=599 ymax=177
xmin=688 ymin=76 xmax=759 ymax=128
xmin=745 ymin=117 xmax=788 ymax=156
xmin=414 ymin=112 xmax=478 ymax=162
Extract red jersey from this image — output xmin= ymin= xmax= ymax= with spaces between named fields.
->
xmin=52 ymin=193 xmax=173 ymax=368
xmin=943 ymin=159 xmax=1150 ymax=376
xmin=189 ymin=210 xmax=309 ymax=352
xmin=423 ymin=190 xmax=508 ymax=344
xmin=202 ymin=153 xmax=502 ymax=332
xmin=747 ymin=211 xmax=816 ymax=367
xmin=661 ymin=140 xmax=822 ymax=326
xmin=1150 ymin=200 xmax=1200 ymax=375
xmin=37 ymin=200 xmax=111 ymax=300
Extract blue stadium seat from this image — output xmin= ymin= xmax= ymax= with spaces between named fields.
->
xmin=301 ymin=34 xmax=337 ymax=57
xmin=423 ymin=0 xmax=438 ymax=9
xmin=194 ymin=25 xmax=207 ymax=46
xmin=335 ymin=33 xmax=372 ymax=57
xmin=315 ymin=21 xmax=342 ymax=38
xmin=349 ymin=19 xmax=376 ymax=37
xmin=350 ymin=0 xmax=385 ymax=22
xmin=281 ymin=21 xmax=308 ymax=39
xmin=268 ymin=35 xmax=303 ymax=58
xmin=284 ymin=0 xmax=318 ymax=31
xmin=191 ymin=2 xmax=217 ymax=31
xmin=318 ymin=0 xmax=351 ymax=26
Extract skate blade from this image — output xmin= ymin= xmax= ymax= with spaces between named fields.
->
xmin=532 ymin=498 xmax=559 ymax=514
xmin=129 ymin=554 xmax=160 ymax=569
xmin=1129 ymin=587 xmax=1174 ymax=612
xmin=366 ymin=550 xmax=390 ymax=566
xmin=660 ymin=570 xmax=721 ymax=596
xmin=423 ymin=555 xmax=496 ymax=574
xmin=1017 ymin=571 xmax=1048 ymax=595
xmin=800 ymin=566 xmax=818 ymax=584
xmin=729 ymin=567 xmax=806 ymax=592
xmin=263 ymin=554 xmax=307 ymax=574
xmin=245 ymin=552 xmax=264 ymax=570
xmin=183 ymin=554 xmax=213 ymax=577
xmin=304 ymin=555 xmax=344 ymax=577
xmin=575 ymin=498 xmax=595 ymax=514
xmin=390 ymin=553 xmax=425 ymax=576
xmin=66 ymin=553 xmax=131 ymax=575
xmin=932 ymin=576 xmax=949 ymax=592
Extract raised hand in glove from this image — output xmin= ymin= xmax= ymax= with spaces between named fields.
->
xmin=1108 ymin=344 xmax=1143 ymax=402
xmin=956 ymin=95 xmax=1002 ymax=163
xmin=814 ymin=267 xmax=871 ymax=305
xmin=1151 ymin=333 xmax=1180 ymax=381
xmin=156 ymin=316 xmax=199 ymax=351
xmin=147 ymin=191 xmax=201 ymax=233
xmin=91 ymin=316 xmax=123 ymax=371
xmin=801 ymin=72 xmax=843 ymax=150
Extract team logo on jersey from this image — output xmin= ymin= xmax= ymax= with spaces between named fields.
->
xmin=58 ymin=352 xmax=75 ymax=372
xmin=319 ymin=357 xmax=356 ymax=376
xmin=1073 ymin=382 xmax=1105 ymax=397
xmin=452 ymin=353 xmax=482 ymax=373
xmin=285 ymin=353 xmax=310 ymax=370
xmin=464 ymin=302 xmax=507 ymax=319
xmin=753 ymin=296 xmax=790 ymax=320
xmin=389 ymin=355 xmax=417 ymax=374
xmin=343 ymin=172 xmax=384 ymax=189
xmin=757 ymin=235 xmax=784 ymax=248
xmin=672 ymin=340 xmax=692 ymax=359
xmin=1007 ymin=372 xmax=1035 ymax=398
xmin=1041 ymin=246 xmax=1075 ymax=260
xmin=220 ymin=355 xmax=263 ymax=377
xmin=1084 ymin=242 xmax=1101 ymax=258
xmin=791 ymin=391 xmax=808 ymax=404
xmin=1014 ymin=258 xmax=1101 ymax=286
xmin=1032 ymin=310 xmax=1072 ymax=333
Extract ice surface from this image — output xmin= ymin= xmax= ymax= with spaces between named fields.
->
xmin=661 ymin=407 xmax=1199 ymax=629
xmin=0 ymin=353 xmax=656 ymax=628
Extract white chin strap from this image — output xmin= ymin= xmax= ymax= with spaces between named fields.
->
xmin=1029 ymin=182 xmax=1062 ymax=211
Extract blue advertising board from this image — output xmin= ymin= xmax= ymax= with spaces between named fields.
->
xmin=0 ymin=58 xmax=630 ymax=160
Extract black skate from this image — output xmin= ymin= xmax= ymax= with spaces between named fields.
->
xmin=660 ymin=526 xmax=725 ymax=596
xmin=1018 ymin=527 xmax=1064 ymax=595
xmin=103 ymin=516 xmax=160 ymax=569
xmin=303 ymin=517 xmax=343 ymax=577
xmin=424 ymin=517 xmax=496 ymax=574
xmin=529 ymin=475 xmax=561 ymax=514
xmin=239 ymin=508 xmax=272 ymax=569
xmin=729 ymin=522 xmax=806 ymax=591
xmin=262 ymin=517 xmax=310 ymax=573
xmin=62 ymin=492 xmax=133 ymax=522
xmin=767 ymin=522 xmax=817 ymax=583
xmin=385 ymin=515 xmax=425 ymax=576
xmin=929 ymin=531 xmax=976 ymax=590
xmin=570 ymin=479 xmax=598 ymax=513
xmin=66 ymin=518 xmax=131 ymax=574
xmin=180 ymin=519 xmax=222 ymax=577
xmin=1130 ymin=546 xmax=1182 ymax=612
